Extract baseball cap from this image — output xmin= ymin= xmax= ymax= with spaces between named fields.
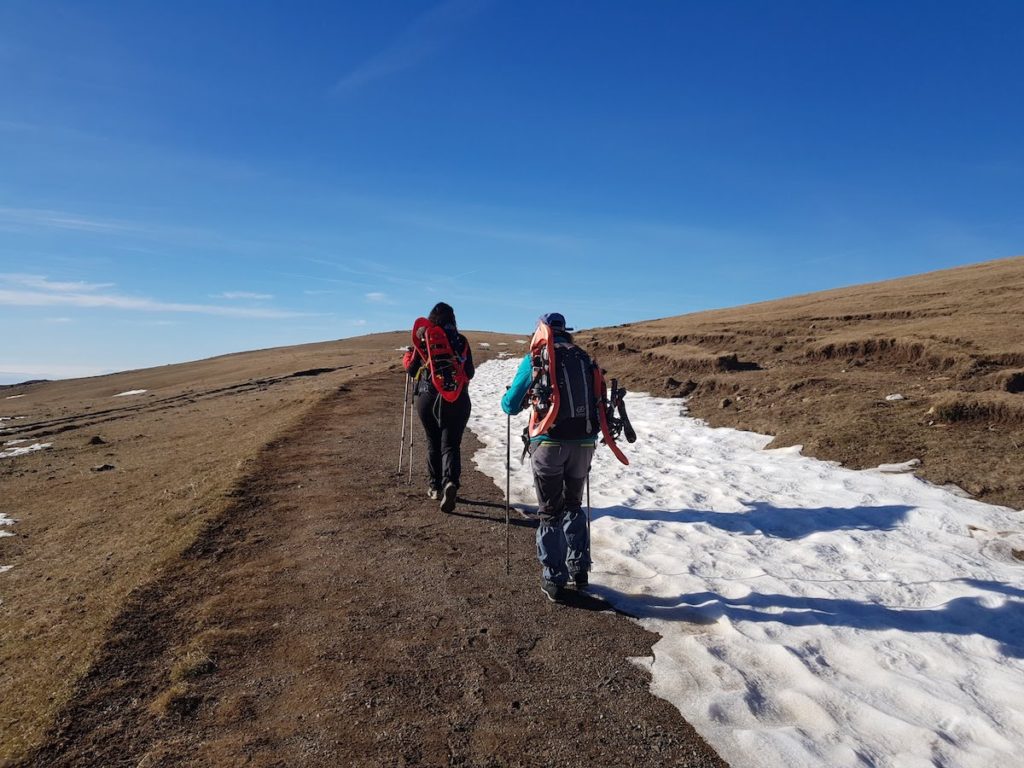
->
xmin=538 ymin=312 xmax=573 ymax=331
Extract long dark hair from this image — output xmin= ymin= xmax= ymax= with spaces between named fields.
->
xmin=428 ymin=302 xmax=457 ymax=330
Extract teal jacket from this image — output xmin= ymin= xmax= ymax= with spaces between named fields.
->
xmin=501 ymin=351 xmax=597 ymax=446
xmin=500 ymin=353 xmax=534 ymax=416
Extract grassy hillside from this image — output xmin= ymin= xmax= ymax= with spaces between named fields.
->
xmin=0 ymin=331 xmax=522 ymax=762
xmin=579 ymin=256 xmax=1024 ymax=508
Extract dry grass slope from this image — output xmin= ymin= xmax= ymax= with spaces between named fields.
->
xmin=0 ymin=331 xmax=521 ymax=764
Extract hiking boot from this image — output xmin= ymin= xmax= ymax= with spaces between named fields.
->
xmin=440 ymin=481 xmax=458 ymax=513
xmin=573 ymin=572 xmax=589 ymax=590
xmin=540 ymin=580 xmax=567 ymax=603
xmin=427 ymin=486 xmax=439 ymax=501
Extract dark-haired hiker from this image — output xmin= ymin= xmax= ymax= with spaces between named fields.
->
xmin=403 ymin=302 xmax=475 ymax=513
xmin=501 ymin=312 xmax=596 ymax=603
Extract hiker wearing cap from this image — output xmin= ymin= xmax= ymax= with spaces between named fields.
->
xmin=501 ymin=313 xmax=598 ymax=603
xmin=403 ymin=302 xmax=475 ymax=513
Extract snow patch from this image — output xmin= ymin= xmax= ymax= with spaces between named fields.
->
xmin=112 ymin=389 xmax=147 ymax=397
xmin=4 ymin=394 xmax=25 ymax=399
xmin=468 ymin=358 xmax=1024 ymax=768
xmin=478 ymin=342 xmax=491 ymax=348
xmin=1 ymin=513 xmax=15 ymax=574
xmin=764 ymin=444 xmax=803 ymax=456
xmin=0 ymin=442 xmax=52 ymax=459
xmin=885 ymin=393 xmax=906 ymax=401
xmin=874 ymin=458 xmax=921 ymax=473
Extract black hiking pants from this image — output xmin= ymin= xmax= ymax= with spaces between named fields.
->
xmin=415 ymin=387 xmax=471 ymax=490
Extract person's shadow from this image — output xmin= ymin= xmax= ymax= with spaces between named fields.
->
xmin=586 ymin=501 xmax=1024 ymax=656
xmin=450 ymin=497 xmax=537 ymax=528
xmin=593 ymin=500 xmax=913 ymax=539
xmin=591 ymin=581 xmax=1024 ymax=658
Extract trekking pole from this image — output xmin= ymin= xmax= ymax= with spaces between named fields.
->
xmin=398 ymin=374 xmax=410 ymax=475
xmin=407 ymin=390 xmax=415 ymax=485
xmin=505 ymin=391 xmax=511 ymax=575
xmin=586 ymin=470 xmax=592 ymax=568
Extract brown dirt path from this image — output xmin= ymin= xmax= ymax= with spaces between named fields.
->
xmin=19 ymin=371 xmax=726 ymax=768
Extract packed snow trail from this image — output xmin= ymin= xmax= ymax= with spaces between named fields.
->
xmin=468 ymin=358 xmax=1024 ymax=768
xmin=1 ymin=513 xmax=14 ymax=574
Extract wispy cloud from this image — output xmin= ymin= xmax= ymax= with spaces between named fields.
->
xmin=0 ymin=207 xmax=138 ymax=234
xmin=0 ymin=274 xmax=313 ymax=319
xmin=0 ymin=288 xmax=311 ymax=318
xmin=0 ymin=119 xmax=39 ymax=133
xmin=0 ymin=118 xmax=99 ymax=144
xmin=328 ymin=191 xmax=589 ymax=251
xmin=332 ymin=0 xmax=490 ymax=95
xmin=0 ymin=273 xmax=114 ymax=292
xmin=393 ymin=211 xmax=586 ymax=250
xmin=352 ymin=319 xmax=368 ymax=326
xmin=365 ymin=291 xmax=389 ymax=303
xmin=0 ymin=205 xmax=302 ymax=258
xmin=294 ymin=258 xmax=431 ymax=290
xmin=211 ymin=291 xmax=274 ymax=300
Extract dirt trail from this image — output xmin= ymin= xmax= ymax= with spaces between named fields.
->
xmin=20 ymin=372 xmax=725 ymax=768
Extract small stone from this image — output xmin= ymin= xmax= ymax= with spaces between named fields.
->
xmin=87 ymin=436 xmax=106 ymax=445
xmin=720 ymin=398 xmax=732 ymax=409
xmin=91 ymin=464 xmax=115 ymax=472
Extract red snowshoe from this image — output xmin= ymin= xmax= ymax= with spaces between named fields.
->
xmin=411 ymin=317 xmax=468 ymax=403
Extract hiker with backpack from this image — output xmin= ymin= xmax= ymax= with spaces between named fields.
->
xmin=501 ymin=313 xmax=598 ymax=603
xmin=403 ymin=302 xmax=475 ymax=513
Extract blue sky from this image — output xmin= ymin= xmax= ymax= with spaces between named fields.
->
xmin=1 ymin=1 xmax=1022 ymax=383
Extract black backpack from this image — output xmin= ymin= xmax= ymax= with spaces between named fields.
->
xmin=544 ymin=342 xmax=599 ymax=440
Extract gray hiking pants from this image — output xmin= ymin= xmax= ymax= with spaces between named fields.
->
xmin=529 ymin=441 xmax=595 ymax=585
